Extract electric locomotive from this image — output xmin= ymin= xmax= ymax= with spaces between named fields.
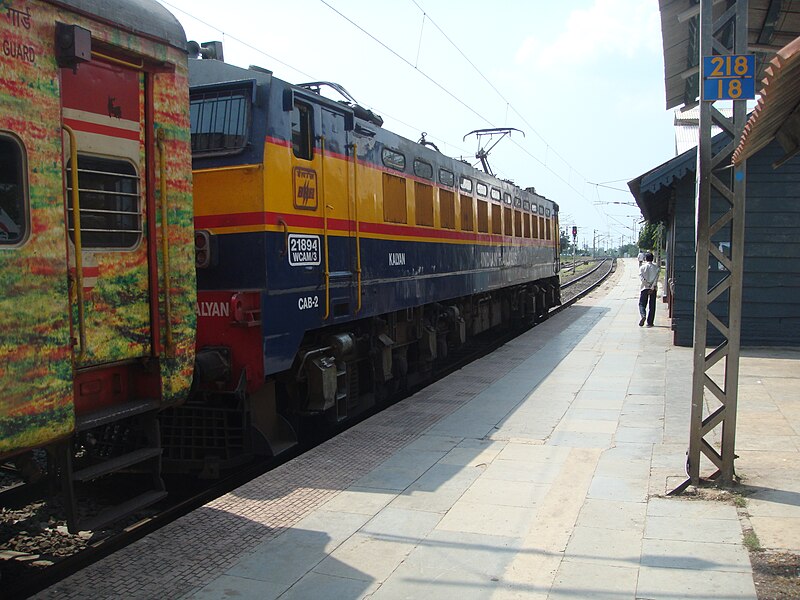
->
xmin=0 ymin=0 xmax=195 ymax=532
xmin=164 ymin=53 xmax=561 ymax=472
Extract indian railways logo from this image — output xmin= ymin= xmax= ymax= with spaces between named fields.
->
xmin=293 ymin=167 xmax=318 ymax=211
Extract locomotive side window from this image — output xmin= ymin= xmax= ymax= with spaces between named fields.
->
xmin=460 ymin=194 xmax=474 ymax=231
xmin=439 ymin=168 xmax=454 ymax=187
xmin=440 ymin=189 xmax=455 ymax=229
xmin=382 ymin=148 xmax=405 ymax=171
xmin=415 ymin=182 xmax=434 ymax=226
xmin=66 ymin=155 xmax=140 ymax=249
xmin=490 ymin=188 xmax=501 ymax=202
xmin=291 ymin=101 xmax=313 ymax=160
xmin=190 ymin=87 xmax=250 ymax=155
xmin=382 ymin=173 xmax=407 ymax=224
xmin=476 ymin=182 xmax=488 ymax=197
xmin=413 ymin=159 xmax=433 ymax=180
xmin=0 ymin=134 xmax=27 ymax=246
xmin=459 ymin=176 xmax=472 ymax=193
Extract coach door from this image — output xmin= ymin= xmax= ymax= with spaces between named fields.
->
xmin=319 ymin=106 xmax=356 ymax=319
xmin=61 ymin=59 xmax=153 ymax=368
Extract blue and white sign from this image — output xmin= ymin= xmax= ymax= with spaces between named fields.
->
xmin=702 ymin=54 xmax=756 ymax=101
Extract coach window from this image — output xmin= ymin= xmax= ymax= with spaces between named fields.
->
xmin=382 ymin=148 xmax=406 ymax=171
xmin=439 ymin=168 xmax=455 ymax=187
xmin=0 ymin=134 xmax=27 ymax=246
xmin=66 ymin=155 xmax=141 ymax=249
xmin=190 ymin=86 xmax=251 ymax=155
xmin=291 ymin=101 xmax=313 ymax=160
xmin=414 ymin=159 xmax=433 ymax=180
xmin=476 ymin=182 xmax=488 ymax=197
xmin=490 ymin=188 xmax=501 ymax=202
xmin=459 ymin=176 xmax=472 ymax=194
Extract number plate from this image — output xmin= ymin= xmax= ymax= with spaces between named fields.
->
xmin=287 ymin=234 xmax=321 ymax=266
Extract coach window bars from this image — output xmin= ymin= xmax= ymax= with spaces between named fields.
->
xmin=0 ymin=133 xmax=28 ymax=246
xmin=190 ymin=84 xmax=252 ymax=155
xmin=65 ymin=155 xmax=141 ymax=250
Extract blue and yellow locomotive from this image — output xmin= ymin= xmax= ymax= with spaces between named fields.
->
xmin=170 ymin=55 xmax=561 ymax=465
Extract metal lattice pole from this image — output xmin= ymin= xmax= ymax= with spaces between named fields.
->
xmin=677 ymin=0 xmax=748 ymax=491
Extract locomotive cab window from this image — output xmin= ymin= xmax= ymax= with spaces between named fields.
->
xmin=190 ymin=85 xmax=251 ymax=155
xmin=291 ymin=101 xmax=313 ymax=160
xmin=66 ymin=155 xmax=141 ymax=249
xmin=0 ymin=134 xmax=28 ymax=246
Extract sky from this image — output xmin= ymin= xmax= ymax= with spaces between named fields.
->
xmin=157 ymin=0 xmax=676 ymax=251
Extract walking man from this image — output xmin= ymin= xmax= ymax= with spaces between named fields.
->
xmin=639 ymin=252 xmax=659 ymax=327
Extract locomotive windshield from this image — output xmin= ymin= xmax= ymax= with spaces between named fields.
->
xmin=190 ymin=85 xmax=251 ymax=155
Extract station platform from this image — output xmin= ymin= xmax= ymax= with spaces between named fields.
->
xmin=37 ymin=259 xmax=799 ymax=599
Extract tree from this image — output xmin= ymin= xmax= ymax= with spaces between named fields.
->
xmin=559 ymin=228 xmax=571 ymax=252
xmin=638 ymin=222 xmax=662 ymax=251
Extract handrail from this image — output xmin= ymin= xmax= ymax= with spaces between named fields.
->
xmin=320 ymin=136 xmax=330 ymax=320
xmin=278 ymin=218 xmax=288 ymax=256
xmin=353 ymin=143 xmax=362 ymax=313
xmin=62 ymin=124 xmax=86 ymax=362
xmin=157 ymin=129 xmax=174 ymax=356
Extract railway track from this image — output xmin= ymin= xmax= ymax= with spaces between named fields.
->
xmin=0 ymin=259 xmax=615 ymax=599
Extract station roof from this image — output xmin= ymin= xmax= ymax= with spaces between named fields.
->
xmin=659 ymin=0 xmax=800 ymax=111
xmin=733 ymin=35 xmax=800 ymax=165
xmin=628 ymin=134 xmax=728 ymax=223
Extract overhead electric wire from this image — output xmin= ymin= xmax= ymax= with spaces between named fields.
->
xmin=157 ymin=0 xmax=468 ymax=156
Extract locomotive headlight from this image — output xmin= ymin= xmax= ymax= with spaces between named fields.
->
xmin=195 ymin=230 xmax=217 ymax=268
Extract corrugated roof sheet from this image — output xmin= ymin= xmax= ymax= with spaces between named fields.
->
xmin=674 ymin=107 xmax=731 ymax=154
xmin=733 ymin=35 xmax=800 ymax=165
